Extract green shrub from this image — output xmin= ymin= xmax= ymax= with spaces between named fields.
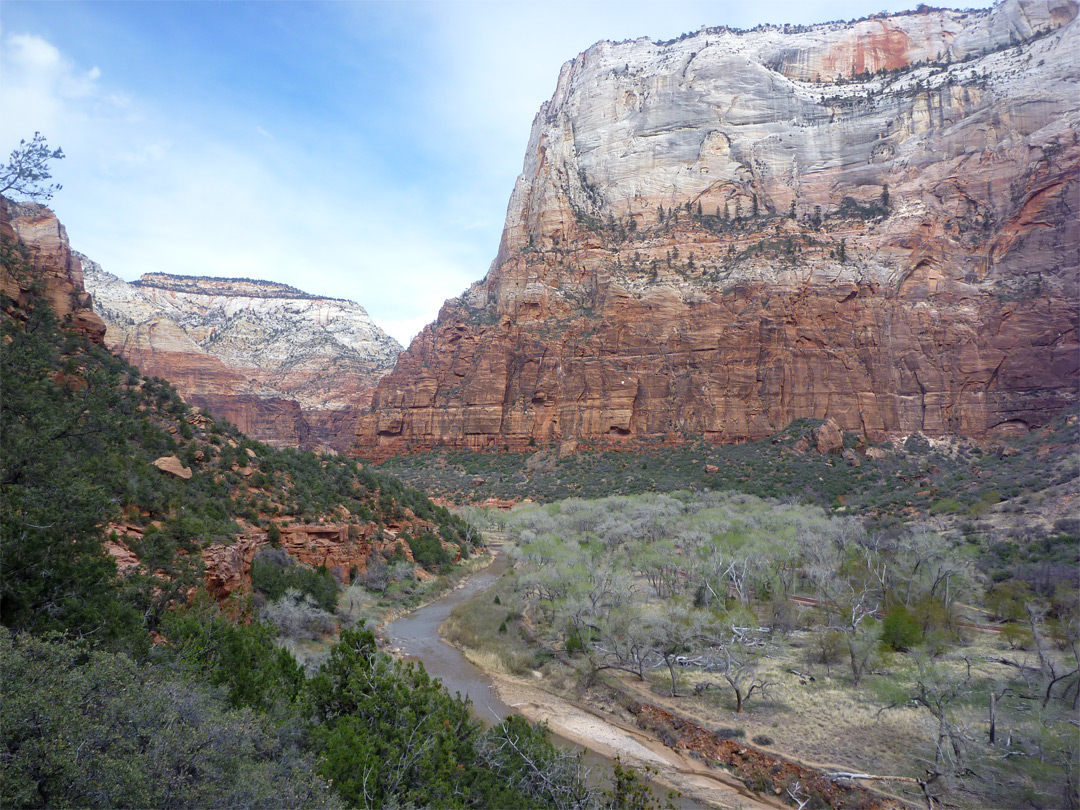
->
xmin=881 ymin=604 xmax=922 ymax=651
xmin=0 ymin=629 xmax=333 ymax=809
xmin=251 ymin=549 xmax=339 ymax=612
xmin=1001 ymin=622 xmax=1032 ymax=650
xmin=930 ymin=497 xmax=964 ymax=515
xmin=406 ymin=531 xmax=454 ymax=572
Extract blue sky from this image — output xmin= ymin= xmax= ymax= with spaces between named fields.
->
xmin=1 ymin=0 xmax=991 ymax=345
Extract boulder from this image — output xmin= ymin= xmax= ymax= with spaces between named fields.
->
xmin=153 ymin=455 xmax=192 ymax=480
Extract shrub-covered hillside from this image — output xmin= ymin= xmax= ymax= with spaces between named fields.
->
xmin=1 ymin=254 xmax=469 ymax=644
xmin=372 ymin=417 xmax=1078 ymax=530
xmin=2 ymin=210 xmax=675 ymax=809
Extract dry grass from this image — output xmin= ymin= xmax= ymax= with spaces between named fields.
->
xmin=442 ymin=575 xmax=540 ymax=676
xmin=641 ymin=646 xmax=931 ymax=777
xmin=627 ymin=626 xmax=1069 ymax=795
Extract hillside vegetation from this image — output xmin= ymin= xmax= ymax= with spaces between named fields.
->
xmin=1 ymin=232 xmax=669 ymax=809
xmin=374 ymin=418 xmax=1077 ymax=527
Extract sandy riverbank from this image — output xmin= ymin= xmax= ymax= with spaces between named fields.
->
xmin=469 ymin=659 xmax=785 ymax=810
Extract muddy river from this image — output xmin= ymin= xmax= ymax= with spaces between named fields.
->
xmin=384 ymin=552 xmax=515 ymax=722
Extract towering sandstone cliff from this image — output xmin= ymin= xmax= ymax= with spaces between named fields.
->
xmin=358 ymin=0 xmax=1079 ymax=456
xmin=81 ymin=264 xmax=402 ymax=451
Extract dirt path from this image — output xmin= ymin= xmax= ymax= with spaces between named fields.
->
xmin=480 ymin=668 xmax=785 ymax=810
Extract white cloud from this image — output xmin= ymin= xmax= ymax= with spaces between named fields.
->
xmin=0 ymin=28 xmax=481 ymax=346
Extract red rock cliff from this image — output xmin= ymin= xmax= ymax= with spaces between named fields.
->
xmin=78 ymin=264 xmax=401 ymax=452
xmin=1 ymin=198 xmax=106 ymax=344
xmin=357 ymin=0 xmax=1079 ymax=456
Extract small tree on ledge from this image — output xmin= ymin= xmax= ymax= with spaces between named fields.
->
xmin=1 ymin=133 xmax=65 ymax=202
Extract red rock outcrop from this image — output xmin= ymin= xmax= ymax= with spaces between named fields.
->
xmin=1 ymin=198 xmax=106 ymax=344
xmin=357 ymin=0 xmax=1079 ymax=457
xmin=196 ymin=516 xmax=446 ymax=602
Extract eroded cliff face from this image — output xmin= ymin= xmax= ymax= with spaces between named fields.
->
xmin=2 ymin=199 xmax=106 ymax=344
xmin=358 ymin=0 xmax=1079 ymax=456
xmin=81 ymin=264 xmax=402 ymax=451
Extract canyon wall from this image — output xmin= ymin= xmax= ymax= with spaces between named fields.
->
xmin=80 ymin=262 xmax=402 ymax=451
xmin=1 ymin=199 xmax=106 ymax=344
xmin=357 ymin=0 xmax=1079 ymax=457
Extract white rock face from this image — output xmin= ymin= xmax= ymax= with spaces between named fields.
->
xmin=496 ymin=0 xmax=1079 ymax=278
xmin=83 ymin=261 xmax=402 ymax=449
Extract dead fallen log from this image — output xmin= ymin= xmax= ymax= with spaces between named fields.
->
xmin=828 ymin=771 xmax=921 ymax=785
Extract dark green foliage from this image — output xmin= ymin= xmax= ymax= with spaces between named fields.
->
xmin=308 ymin=625 xmax=482 ymax=808
xmin=1 ymin=300 xmax=167 ymax=645
xmin=309 ymin=624 xmax=633 ymax=809
xmin=251 ymin=549 xmax=339 ymax=612
xmin=881 ymin=604 xmax=923 ymax=651
xmin=161 ymin=593 xmax=307 ymax=711
xmin=603 ymin=758 xmax=676 ymax=810
xmin=405 ymin=530 xmax=455 ymax=572
xmin=0 ymin=629 xmax=337 ymax=810
xmin=833 ymin=194 xmax=888 ymax=221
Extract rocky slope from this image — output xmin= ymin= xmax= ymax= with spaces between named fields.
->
xmin=357 ymin=0 xmax=1079 ymax=457
xmin=80 ymin=260 xmax=401 ymax=451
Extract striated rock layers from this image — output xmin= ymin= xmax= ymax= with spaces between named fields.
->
xmin=80 ymin=262 xmax=402 ymax=452
xmin=1 ymin=198 xmax=106 ymax=344
xmin=358 ymin=0 xmax=1079 ymax=457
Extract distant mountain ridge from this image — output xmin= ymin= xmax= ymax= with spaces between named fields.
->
xmin=78 ymin=258 xmax=402 ymax=452
xmin=130 ymin=273 xmax=331 ymax=300
xmin=3 ymin=201 xmax=403 ymax=454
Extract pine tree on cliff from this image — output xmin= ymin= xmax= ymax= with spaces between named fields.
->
xmin=1 ymin=133 xmax=64 ymax=201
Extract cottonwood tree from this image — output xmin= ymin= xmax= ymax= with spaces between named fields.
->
xmin=800 ymin=526 xmax=882 ymax=686
xmin=1 ymin=133 xmax=64 ymax=201
xmin=630 ymin=537 xmax=681 ymax=598
xmin=691 ymin=536 xmax=737 ymax=608
xmin=892 ymin=528 xmax=976 ymax=634
xmin=647 ymin=600 xmax=719 ymax=697
xmin=1027 ymin=602 xmax=1080 ymax=710
xmin=590 ymin=602 xmax=655 ymax=681
xmin=910 ymin=656 xmax=973 ymax=777
xmin=709 ymin=634 xmax=777 ymax=713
